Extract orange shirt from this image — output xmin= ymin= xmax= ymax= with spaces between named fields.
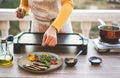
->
xmin=19 ymin=0 xmax=73 ymax=32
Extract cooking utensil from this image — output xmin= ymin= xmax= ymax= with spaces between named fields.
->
xmin=13 ymin=32 xmax=88 ymax=55
xmin=74 ymin=50 xmax=83 ymax=58
xmin=98 ymin=19 xmax=106 ymax=26
xmin=97 ymin=19 xmax=120 ymax=44
xmin=98 ymin=25 xmax=120 ymax=44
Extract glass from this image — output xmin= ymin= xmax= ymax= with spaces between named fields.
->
xmin=0 ymin=39 xmax=13 ymax=66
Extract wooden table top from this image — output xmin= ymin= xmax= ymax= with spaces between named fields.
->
xmin=0 ymin=39 xmax=120 ymax=78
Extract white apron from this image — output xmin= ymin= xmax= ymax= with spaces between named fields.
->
xmin=28 ymin=0 xmax=73 ymax=33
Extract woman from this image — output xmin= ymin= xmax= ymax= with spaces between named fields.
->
xmin=16 ymin=0 xmax=73 ymax=47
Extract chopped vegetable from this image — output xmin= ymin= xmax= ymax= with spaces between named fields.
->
xmin=27 ymin=53 xmax=58 ymax=68
xmin=28 ymin=54 xmax=35 ymax=61
xmin=51 ymin=60 xmax=57 ymax=65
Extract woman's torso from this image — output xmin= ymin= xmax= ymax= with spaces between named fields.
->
xmin=28 ymin=0 xmax=73 ymax=33
xmin=28 ymin=0 xmax=59 ymax=22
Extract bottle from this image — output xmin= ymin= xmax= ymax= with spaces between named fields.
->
xmin=0 ymin=39 xmax=13 ymax=66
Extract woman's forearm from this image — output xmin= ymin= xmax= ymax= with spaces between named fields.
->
xmin=52 ymin=0 xmax=73 ymax=32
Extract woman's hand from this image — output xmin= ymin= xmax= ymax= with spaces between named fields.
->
xmin=42 ymin=26 xmax=57 ymax=47
xmin=16 ymin=8 xmax=26 ymax=18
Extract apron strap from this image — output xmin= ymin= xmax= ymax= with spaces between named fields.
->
xmin=57 ymin=0 xmax=61 ymax=11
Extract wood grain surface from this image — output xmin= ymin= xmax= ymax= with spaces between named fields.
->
xmin=0 ymin=40 xmax=120 ymax=78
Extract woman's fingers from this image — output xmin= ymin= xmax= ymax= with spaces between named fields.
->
xmin=48 ymin=39 xmax=57 ymax=47
xmin=16 ymin=13 xmax=24 ymax=18
xmin=16 ymin=8 xmax=26 ymax=18
xmin=42 ymin=34 xmax=57 ymax=47
xmin=16 ymin=8 xmax=22 ymax=13
xmin=42 ymin=34 xmax=47 ymax=46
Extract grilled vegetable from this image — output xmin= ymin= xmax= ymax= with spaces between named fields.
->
xmin=25 ymin=53 xmax=58 ymax=71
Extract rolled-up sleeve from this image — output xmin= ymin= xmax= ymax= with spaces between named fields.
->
xmin=52 ymin=0 xmax=73 ymax=32
xmin=19 ymin=0 xmax=30 ymax=13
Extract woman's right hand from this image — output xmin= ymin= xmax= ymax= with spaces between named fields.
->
xmin=16 ymin=8 xmax=26 ymax=18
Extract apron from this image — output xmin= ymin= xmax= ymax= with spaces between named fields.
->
xmin=28 ymin=0 xmax=73 ymax=33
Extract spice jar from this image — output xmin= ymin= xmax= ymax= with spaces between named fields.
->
xmin=0 ymin=39 xmax=13 ymax=66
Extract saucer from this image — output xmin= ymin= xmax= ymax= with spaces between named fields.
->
xmin=89 ymin=56 xmax=102 ymax=65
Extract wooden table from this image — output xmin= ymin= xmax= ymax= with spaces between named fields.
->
xmin=0 ymin=39 xmax=120 ymax=78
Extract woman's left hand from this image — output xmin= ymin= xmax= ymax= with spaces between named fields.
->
xmin=42 ymin=26 xmax=57 ymax=47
